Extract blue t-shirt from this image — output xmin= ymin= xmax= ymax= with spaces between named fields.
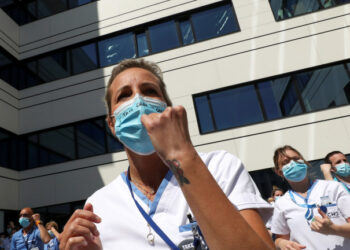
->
xmin=44 ymin=238 xmax=59 ymax=250
xmin=10 ymin=226 xmax=44 ymax=250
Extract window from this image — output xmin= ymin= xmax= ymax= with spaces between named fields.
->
xmin=194 ymin=96 xmax=215 ymax=133
xmin=191 ymin=4 xmax=238 ymax=41
xmin=98 ymin=33 xmax=136 ymax=67
xmin=136 ymin=32 xmax=150 ymax=57
xmin=38 ymin=51 xmax=71 ymax=82
xmin=148 ymin=21 xmax=180 ymax=53
xmin=1 ymin=2 xmax=239 ymax=89
xmin=71 ymin=43 xmax=98 ymax=74
xmin=209 ymin=86 xmax=264 ymax=130
xmin=179 ymin=19 xmax=195 ymax=45
xmin=194 ymin=60 xmax=350 ymax=134
xmin=37 ymin=0 xmax=67 ymax=18
xmin=1 ymin=0 xmax=97 ymax=25
xmin=269 ymin=0 xmax=350 ymax=21
xmin=76 ymin=119 xmax=106 ymax=158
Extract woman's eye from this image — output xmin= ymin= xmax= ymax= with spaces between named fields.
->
xmin=144 ymin=88 xmax=158 ymax=95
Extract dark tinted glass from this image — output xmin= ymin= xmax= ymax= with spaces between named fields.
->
xmin=0 ymin=140 xmax=10 ymax=168
xmin=300 ymin=65 xmax=350 ymax=112
xmin=37 ymin=0 xmax=67 ymax=18
xmin=98 ymin=33 xmax=136 ymax=67
xmin=0 ymin=0 xmax=14 ymax=8
xmin=39 ymin=127 xmax=76 ymax=162
xmin=76 ymin=119 xmax=106 ymax=158
xmin=257 ymin=81 xmax=282 ymax=120
xmin=209 ymin=85 xmax=264 ymax=130
xmin=38 ymin=51 xmax=71 ymax=82
xmin=0 ymin=52 xmax=12 ymax=67
xmin=194 ymin=96 xmax=215 ymax=133
xmin=179 ymin=20 xmax=194 ymax=45
xmin=68 ymin=0 xmax=93 ymax=8
xmin=106 ymin=129 xmax=124 ymax=153
xmin=268 ymin=0 xmax=350 ymax=21
xmin=136 ymin=32 xmax=150 ymax=57
xmin=10 ymin=138 xmax=26 ymax=170
xmin=71 ymin=43 xmax=98 ymax=74
xmin=192 ymin=4 xmax=238 ymax=41
xmin=272 ymin=76 xmax=303 ymax=116
xmin=149 ymin=20 xmax=180 ymax=53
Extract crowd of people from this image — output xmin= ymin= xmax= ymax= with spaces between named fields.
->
xmin=1 ymin=58 xmax=350 ymax=250
xmin=0 ymin=208 xmax=60 ymax=250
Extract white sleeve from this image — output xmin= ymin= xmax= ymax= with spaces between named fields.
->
xmin=271 ymin=203 xmax=290 ymax=235
xmin=334 ymin=182 xmax=350 ymax=219
xmin=206 ymin=151 xmax=273 ymax=223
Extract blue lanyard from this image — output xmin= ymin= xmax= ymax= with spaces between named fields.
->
xmin=334 ymin=177 xmax=350 ymax=193
xmin=288 ymin=180 xmax=318 ymax=222
xmin=21 ymin=228 xmax=35 ymax=249
xmin=126 ymin=168 xmax=179 ymax=250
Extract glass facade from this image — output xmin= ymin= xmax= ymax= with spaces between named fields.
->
xmin=0 ymin=117 xmax=123 ymax=171
xmin=0 ymin=0 xmax=97 ymax=25
xmin=0 ymin=2 xmax=239 ymax=90
xmin=194 ymin=60 xmax=350 ymax=134
xmin=269 ymin=0 xmax=350 ymax=21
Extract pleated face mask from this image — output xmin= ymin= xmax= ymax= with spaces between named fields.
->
xmin=282 ymin=160 xmax=308 ymax=182
xmin=335 ymin=163 xmax=350 ymax=177
xmin=113 ymin=94 xmax=167 ymax=155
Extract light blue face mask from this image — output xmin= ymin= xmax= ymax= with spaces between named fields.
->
xmin=335 ymin=163 xmax=350 ymax=177
xmin=19 ymin=217 xmax=30 ymax=228
xmin=113 ymin=94 xmax=167 ymax=155
xmin=282 ymin=160 xmax=308 ymax=182
xmin=48 ymin=230 xmax=55 ymax=238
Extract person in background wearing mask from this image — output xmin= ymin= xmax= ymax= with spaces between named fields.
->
xmin=6 ymin=221 xmax=17 ymax=238
xmin=0 ymin=232 xmax=11 ymax=250
xmin=44 ymin=221 xmax=60 ymax=250
xmin=11 ymin=207 xmax=51 ymax=250
xmin=271 ymin=145 xmax=350 ymax=250
xmin=321 ymin=151 xmax=350 ymax=193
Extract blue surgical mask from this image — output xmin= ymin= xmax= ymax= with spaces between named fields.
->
xmin=48 ymin=230 xmax=55 ymax=238
xmin=19 ymin=217 xmax=30 ymax=228
xmin=275 ymin=196 xmax=280 ymax=201
xmin=113 ymin=94 xmax=167 ymax=155
xmin=7 ymin=228 xmax=12 ymax=235
xmin=282 ymin=160 xmax=308 ymax=182
xmin=335 ymin=163 xmax=350 ymax=177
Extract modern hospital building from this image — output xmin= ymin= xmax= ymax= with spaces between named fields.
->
xmin=0 ymin=0 xmax=350 ymax=231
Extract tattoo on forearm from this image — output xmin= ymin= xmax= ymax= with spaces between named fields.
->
xmin=165 ymin=159 xmax=190 ymax=186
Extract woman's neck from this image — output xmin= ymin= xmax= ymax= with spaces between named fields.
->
xmin=289 ymin=178 xmax=311 ymax=197
xmin=338 ymin=175 xmax=350 ymax=185
xmin=126 ymin=149 xmax=169 ymax=198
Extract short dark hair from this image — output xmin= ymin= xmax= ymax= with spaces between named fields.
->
xmin=324 ymin=151 xmax=344 ymax=164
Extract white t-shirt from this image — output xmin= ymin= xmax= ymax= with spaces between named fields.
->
xmin=87 ymin=150 xmax=272 ymax=250
xmin=271 ymin=180 xmax=350 ymax=250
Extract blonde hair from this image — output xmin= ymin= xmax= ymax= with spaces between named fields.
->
xmin=105 ymin=58 xmax=172 ymax=116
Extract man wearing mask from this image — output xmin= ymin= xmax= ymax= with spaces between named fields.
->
xmin=321 ymin=151 xmax=350 ymax=193
xmin=11 ymin=207 xmax=51 ymax=250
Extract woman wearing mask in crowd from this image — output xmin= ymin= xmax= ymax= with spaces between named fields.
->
xmin=58 ymin=58 xmax=274 ymax=250
xmin=44 ymin=221 xmax=60 ymax=250
xmin=271 ymin=145 xmax=350 ymax=250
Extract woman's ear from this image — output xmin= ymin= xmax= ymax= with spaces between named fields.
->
xmin=106 ymin=116 xmax=115 ymax=135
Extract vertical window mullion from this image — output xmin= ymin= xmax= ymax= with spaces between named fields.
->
xmin=207 ymin=95 xmax=218 ymax=131
xmin=175 ymin=20 xmax=183 ymax=46
xmin=95 ymin=42 xmax=101 ymax=68
xmin=189 ymin=16 xmax=197 ymax=42
xmin=145 ymin=29 xmax=152 ymax=54
xmin=74 ymin=124 xmax=79 ymax=159
xmin=292 ymin=78 xmax=307 ymax=113
xmin=254 ymin=84 xmax=268 ymax=121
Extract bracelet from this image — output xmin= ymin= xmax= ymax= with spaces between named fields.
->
xmin=35 ymin=220 xmax=42 ymax=225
